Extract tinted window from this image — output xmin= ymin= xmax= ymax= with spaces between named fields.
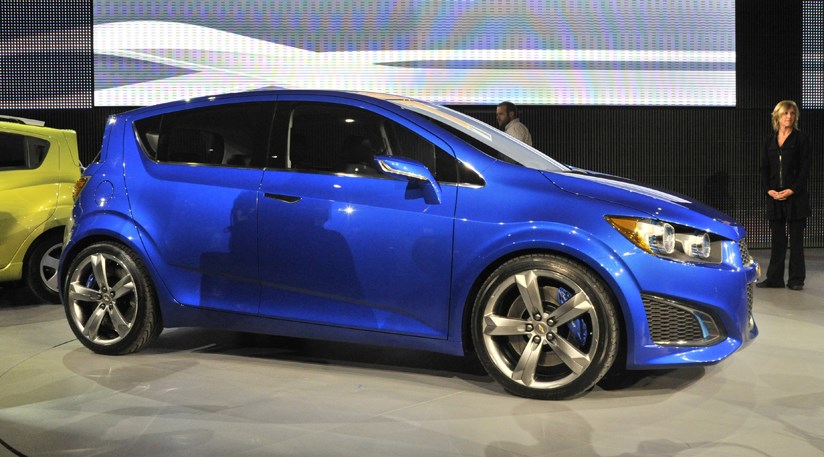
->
xmin=0 ymin=132 xmax=50 ymax=169
xmin=134 ymin=102 xmax=274 ymax=168
xmin=286 ymin=102 xmax=459 ymax=182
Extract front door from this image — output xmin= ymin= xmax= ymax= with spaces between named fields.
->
xmin=257 ymin=99 xmax=457 ymax=338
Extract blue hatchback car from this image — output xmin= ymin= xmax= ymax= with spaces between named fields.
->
xmin=60 ymin=90 xmax=758 ymax=399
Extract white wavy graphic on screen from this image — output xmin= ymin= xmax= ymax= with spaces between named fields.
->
xmin=94 ymin=21 xmax=735 ymax=106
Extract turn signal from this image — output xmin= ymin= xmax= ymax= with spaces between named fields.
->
xmin=72 ymin=176 xmax=89 ymax=200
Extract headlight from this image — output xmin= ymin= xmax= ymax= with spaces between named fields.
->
xmin=606 ymin=216 xmax=721 ymax=264
xmin=676 ymin=232 xmax=711 ymax=259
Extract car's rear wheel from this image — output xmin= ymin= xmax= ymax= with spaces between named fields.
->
xmin=64 ymin=242 xmax=161 ymax=355
xmin=471 ymin=254 xmax=620 ymax=400
xmin=25 ymin=230 xmax=63 ymax=304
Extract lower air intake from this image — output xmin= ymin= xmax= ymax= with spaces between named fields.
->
xmin=642 ymin=294 xmax=725 ymax=346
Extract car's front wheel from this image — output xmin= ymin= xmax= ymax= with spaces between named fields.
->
xmin=64 ymin=242 xmax=161 ymax=355
xmin=471 ymin=254 xmax=620 ymax=400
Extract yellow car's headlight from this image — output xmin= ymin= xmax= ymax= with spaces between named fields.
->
xmin=606 ymin=216 xmax=720 ymax=264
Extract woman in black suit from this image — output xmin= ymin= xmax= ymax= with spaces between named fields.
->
xmin=757 ymin=100 xmax=811 ymax=290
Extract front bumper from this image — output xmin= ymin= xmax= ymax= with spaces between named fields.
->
xmin=622 ymin=240 xmax=759 ymax=369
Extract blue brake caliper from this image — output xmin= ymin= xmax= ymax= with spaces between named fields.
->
xmin=85 ymin=274 xmax=97 ymax=290
xmin=557 ymin=287 xmax=589 ymax=347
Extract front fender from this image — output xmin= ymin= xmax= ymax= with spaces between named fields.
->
xmin=450 ymin=220 xmax=646 ymax=362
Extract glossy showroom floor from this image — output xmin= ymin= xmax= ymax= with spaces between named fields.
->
xmin=1 ymin=250 xmax=822 ymax=457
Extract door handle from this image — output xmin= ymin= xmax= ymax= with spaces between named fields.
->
xmin=264 ymin=193 xmax=301 ymax=203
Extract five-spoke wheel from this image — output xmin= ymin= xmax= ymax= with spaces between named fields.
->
xmin=472 ymin=254 xmax=619 ymax=400
xmin=64 ymin=242 xmax=161 ymax=355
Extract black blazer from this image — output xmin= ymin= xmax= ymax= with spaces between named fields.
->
xmin=761 ymin=129 xmax=812 ymax=220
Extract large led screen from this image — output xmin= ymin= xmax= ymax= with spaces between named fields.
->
xmin=0 ymin=0 xmax=92 ymax=109
xmin=803 ymin=0 xmax=824 ymax=109
xmin=94 ymin=1 xmax=735 ymax=107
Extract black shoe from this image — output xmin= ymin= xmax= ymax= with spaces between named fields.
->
xmin=756 ymin=281 xmax=784 ymax=288
xmin=787 ymin=284 xmax=804 ymax=291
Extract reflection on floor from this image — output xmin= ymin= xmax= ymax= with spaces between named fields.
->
xmin=1 ymin=250 xmax=822 ymax=457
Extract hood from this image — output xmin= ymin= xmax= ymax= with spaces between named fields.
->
xmin=544 ymin=169 xmax=745 ymax=240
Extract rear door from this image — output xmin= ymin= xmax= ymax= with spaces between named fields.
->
xmin=127 ymin=101 xmax=273 ymax=314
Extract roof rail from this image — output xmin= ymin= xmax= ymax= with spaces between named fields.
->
xmin=0 ymin=115 xmax=46 ymax=126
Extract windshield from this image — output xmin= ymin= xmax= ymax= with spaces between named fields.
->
xmin=390 ymin=98 xmax=568 ymax=173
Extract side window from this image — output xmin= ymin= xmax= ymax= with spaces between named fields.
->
xmin=0 ymin=132 xmax=50 ymax=170
xmin=134 ymin=102 xmax=274 ymax=168
xmin=286 ymin=102 xmax=458 ymax=182
xmin=287 ymin=103 xmax=384 ymax=174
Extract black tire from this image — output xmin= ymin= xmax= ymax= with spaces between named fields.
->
xmin=63 ymin=241 xmax=162 ymax=355
xmin=24 ymin=230 xmax=64 ymax=304
xmin=471 ymin=254 xmax=620 ymax=400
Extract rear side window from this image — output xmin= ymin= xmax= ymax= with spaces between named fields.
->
xmin=0 ymin=132 xmax=50 ymax=170
xmin=134 ymin=102 xmax=274 ymax=168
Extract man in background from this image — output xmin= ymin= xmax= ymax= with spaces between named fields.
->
xmin=496 ymin=101 xmax=533 ymax=146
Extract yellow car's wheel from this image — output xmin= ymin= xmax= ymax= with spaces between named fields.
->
xmin=24 ymin=230 xmax=63 ymax=304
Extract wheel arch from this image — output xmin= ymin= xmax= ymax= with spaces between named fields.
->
xmin=457 ymin=240 xmax=636 ymax=365
xmin=22 ymin=226 xmax=65 ymax=267
xmin=60 ymin=222 xmax=166 ymax=320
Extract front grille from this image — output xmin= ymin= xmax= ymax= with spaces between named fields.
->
xmin=739 ymin=238 xmax=753 ymax=267
xmin=642 ymin=295 xmax=724 ymax=346
xmin=740 ymin=238 xmax=757 ymax=329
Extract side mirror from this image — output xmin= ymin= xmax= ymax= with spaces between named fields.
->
xmin=374 ymin=155 xmax=442 ymax=204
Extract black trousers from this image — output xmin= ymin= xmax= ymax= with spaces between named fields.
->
xmin=765 ymin=218 xmax=807 ymax=286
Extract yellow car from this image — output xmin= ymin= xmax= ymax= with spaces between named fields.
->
xmin=0 ymin=116 xmax=81 ymax=303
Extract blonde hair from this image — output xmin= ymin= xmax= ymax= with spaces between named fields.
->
xmin=771 ymin=100 xmax=799 ymax=131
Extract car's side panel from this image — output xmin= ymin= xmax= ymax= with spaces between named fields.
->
xmin=55 ymin=131 xmax=82 ymax=230
xmin=0 ymin=129 xmax=77 ymax=280
xmin=158 ymin=295 xmax=467 ymax=356
xmin=125 ymin=156 xmax=264 ymax=315
xmin=258 ymin=170 xmax=457 ymax=338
